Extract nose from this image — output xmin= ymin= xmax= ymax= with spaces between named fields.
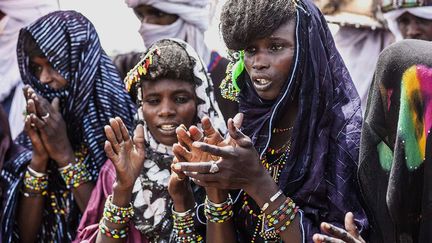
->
xmin=39 ymin=66 xmax=54 ymax=84
xmin=251 ymin=52 xmax=270 ymax=70
xmin=406 ymin=22 xmax=422 ymax=39
xmin=158 ymin=100 xmax=176 ymax=117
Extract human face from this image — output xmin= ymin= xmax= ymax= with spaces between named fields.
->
xmin=29 ymin=56 xmax=68 ymax=90
xmin=141 ymin=79 xmax=197 ymax=146
xmin=397 ymin=12 xmax=432 ymax=41
xmin=134 ymin=4 xmax=178 ymax=25
xmin=244 ymin=20 xmax=296 ymax=100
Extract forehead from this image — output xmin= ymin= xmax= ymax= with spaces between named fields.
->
xmin=141 ymin=78 xmax=195 ymax=94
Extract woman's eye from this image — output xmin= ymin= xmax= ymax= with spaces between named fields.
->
xmin=270 ymin=44 xmax=283 ymax=51
xmin=244 ymin=47 xmax=256 ymax=55
xmin=175 ymin=96 xmax=189 ymax=104
xmin=146 ymin=98 xmax=160 ymax=105
xmin=30 ymin=63 xmax=42 ymax=76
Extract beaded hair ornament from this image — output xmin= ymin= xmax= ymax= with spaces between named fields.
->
xmin=220 ymin=50 xmax=244 ymax=102
xmin=124 ymin=46 xmax=161 ymax=96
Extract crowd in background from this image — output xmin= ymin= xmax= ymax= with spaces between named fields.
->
xmin=0 ymin=0 xmax=431 ymax=242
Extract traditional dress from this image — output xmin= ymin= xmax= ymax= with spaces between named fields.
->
xmin=228 ymin=1 xmax=368 ymax=241
xmin=1 ymin=11 xmax=136 ymax=242
xmin=358 ymin=39 xmax=432 ymax=243
xmin=75 ymin=38 xmax=227 ymax=243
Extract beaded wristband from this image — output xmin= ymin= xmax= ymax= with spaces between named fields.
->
xmin=275 ymin=207 xmax=299 ymax=234
xmin=172 ymin=204 xmax=204 ymax=243
xmin=99 ymin=219 xmax=129 ymax=239
xmin=24 ymin=169 xmax=48 ymax=192
xmin=103 ymin=195 xmax=134 ymax=224
xmin=58 ymin=157 xmax=92 ymax=189
xmin=205 ymin=195 xmax=234 ymax=223
xmin=260 ymin=197 xmax=298 ymax=240
xmin=261 ymin=190 xmax=283 ymax=211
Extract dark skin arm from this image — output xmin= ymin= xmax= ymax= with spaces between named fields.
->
xmin=174 ymin=114 xmax=302 ymax=243
xmin=25 ymin=86 xmax=94 ymax=212
xmin=95 ymin=117 xmax=146 ymax=243
xmin=17 ymin=94 xmax=49 ymax=243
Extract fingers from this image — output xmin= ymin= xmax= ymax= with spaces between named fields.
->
xmin=320 ymin=222 xmax=357 ymax=243
xmin=176 ymin=126 xmax=194 ymax=150
xmin=192 ymin=142 xmax=234 ymax=158
xmin=31 ymin=92 xmax=50 ymax=118
xmin=27 ymin=99 xmax=37 ymax=115
xmin=232 ymin=113 xmax=244 ymax=128
xmin=175 ymin=161 xmax=216 ymax=174
xmin=344 ymin=212 xmax=360 ymax=239
xmin=115 ymin=117 xmax=131 ymax=142
xmin=227 ymin=118 xmax=253 ymax=148
xmin=109 ymin=118 xmax=123 ymax=142
xmin=313 ymin=233 xmax=345 ymax=243
xmin=51 ymin=97 xmax=60 ymax=112
xmin=188 ymin=125 xmax=203 ymax=142
xmin=104 ymin=140 xmax=119 ymax=163
xmin=104 ymin=125 xmax=120 ymax=153
xmin=173 ymin=143 xmax=193 ymax=162
xmin=201 ymin=116 xmax=217 ymax=138
xmin=171 ymin=157 xmax=187 ymax=181
xmin=133 ymin=124 xmax=146 ymax=152
xmin=30 ymin=114 xmax=47 ymax=131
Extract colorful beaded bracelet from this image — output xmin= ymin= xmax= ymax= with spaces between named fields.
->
xmin=24 ymin=169 xmax=48 ymax=192
xmin=103 ymin=195 xmax=134 ymax=224
xmin=204 ymin=195 xmax=234 ymax=223
xmin=275 ymin=207 xmax=299 ymax=234
xmin=99 ymin=219 xmax=129 ymax=239
xmin=58 ymin=157 xmax=92 ymax=189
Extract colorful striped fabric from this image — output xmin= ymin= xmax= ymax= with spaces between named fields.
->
xmin=1 ymin=11 xmax=136 ymax=242
xmin=381 ymin=0 xmax=432 ymax=12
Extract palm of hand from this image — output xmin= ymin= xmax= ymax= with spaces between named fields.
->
xmin=114 ymin=141 xmax=146 ymax=187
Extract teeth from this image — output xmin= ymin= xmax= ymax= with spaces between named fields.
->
xmin=160 ymin=125 xmax=175 ymax=130
xmin=256 ymin=79 xmax=271 ymax=85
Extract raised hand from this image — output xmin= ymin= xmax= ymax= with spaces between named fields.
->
xmin=313 ymin=212 xmax=365 ymax=243
xmin=26 ymin=87 xmax=74 ymax=166
xmin=172 ymin=113 xmax=244 ymax=164
xmin=104 ymin=117 xmax=146 ymax=190
xmin=24 ymin=94 xmax=49 ymax=172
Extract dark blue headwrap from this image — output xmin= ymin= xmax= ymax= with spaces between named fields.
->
xmin=1 ymin=10 xmax=136 ymax=242
xmin=234 ymin=1 xmax=368 ymax=241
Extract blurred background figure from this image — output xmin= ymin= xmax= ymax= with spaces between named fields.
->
xmin=381 ymin=0 xmax=432 ymax=41
xmin=120 ymin=0 xmax=237 ymax=122
xmin=0 ymin=0 xmax=58 ymax=139
xmin=315 ymin=0 xmax=394 ymax=115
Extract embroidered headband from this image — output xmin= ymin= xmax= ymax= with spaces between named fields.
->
xmin=124 ymin=46 xmax=161 ymax=93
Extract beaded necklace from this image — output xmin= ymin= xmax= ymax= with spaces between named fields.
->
xmin=241 ymin=140 xmax=292 ymax=242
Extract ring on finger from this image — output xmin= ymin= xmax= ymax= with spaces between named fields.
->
xmin=208 ymin=161 xmax=220 ymax=174
xmin=42 ymin=113 xmax=50 ymax=120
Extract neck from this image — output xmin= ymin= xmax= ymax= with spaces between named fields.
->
xmin=269 ymin=99 xmax=298 ymax=149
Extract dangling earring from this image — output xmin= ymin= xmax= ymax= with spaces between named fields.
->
xmin=220 ymin=51 xmax=244 ymax=102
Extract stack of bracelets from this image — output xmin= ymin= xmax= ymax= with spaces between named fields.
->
xmin=260 ymin=195 xmax=299 ymax=239
xmin=99 ymin=195 xmax=134 ymax=239
xmin=58 ymin=153 xmax=92 ymax=189
xmin=22 ymin=166 xmax=48 ymax=197
xmin=204 ymin=195 xmax=234 ymax=223
xmin=172 ymin=205 xmax=203 ymax=243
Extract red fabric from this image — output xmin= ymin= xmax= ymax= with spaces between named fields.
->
xmin=73 ymin=161 xmax=147 ymax=243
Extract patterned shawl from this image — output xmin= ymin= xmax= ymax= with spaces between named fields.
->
xmin=233 ymin=1 xmax=368 ymax=241
xmin=358 ymin=39 xmax=432 ymax=243
xmin=129 ymin=38 xmax=226 ymax=242
xmin=1 ymin=11 xmax=136 ymax=242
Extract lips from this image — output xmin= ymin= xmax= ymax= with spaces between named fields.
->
xmin=156 ymin=123 xmax=178 ymax=136
xmin=252 ymin=77 xmax=273 ymax=91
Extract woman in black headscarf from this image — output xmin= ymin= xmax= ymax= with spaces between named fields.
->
xmin=1 ymin=11 xmax=136 ymax=242
xmin=172 ymin=0 xmax=368 ymax=242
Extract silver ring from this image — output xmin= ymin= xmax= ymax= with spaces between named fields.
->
xmin=42 ymin=113 xmax=50 ymax=120
xmin=209 ymin=162 xmax=219 ymax=174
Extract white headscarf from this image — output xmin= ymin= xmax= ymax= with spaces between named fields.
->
xmin=0 ymin=0 xmax=58 ymax=139
xmin=384 ymin=6 xmax=432 ymax=40
xmin=125 ymin=0 xmax=212 ymax=66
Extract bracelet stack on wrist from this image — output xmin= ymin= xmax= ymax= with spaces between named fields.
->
xmin=172 ymin=204 xmax=203 ymax=243
xmin=99 ymin=195 xmax=134 ymax=239
xmin=22 ymin=166 xmax=48 ymax=197
xmin=204 ymin=195 xmax=234 ymax=223
xmin=58 ymin=155 xmax=92 ymax=189
xmin=260 ymin=196 xmax=299 ymax=239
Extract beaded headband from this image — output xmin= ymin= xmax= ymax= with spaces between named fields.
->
xmin=381 ymin=0 xmax=432 ymax=13
xmin=124 ymin=46 xmax=161 ymax=93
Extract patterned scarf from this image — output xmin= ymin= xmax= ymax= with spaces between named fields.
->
xmin=1 ymin=11 xmax=136 ymax=242
xmin=129 ymin=38 xmax=226 ymax=242
xmin=359 ymin=39 xmax=432 ymax=243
